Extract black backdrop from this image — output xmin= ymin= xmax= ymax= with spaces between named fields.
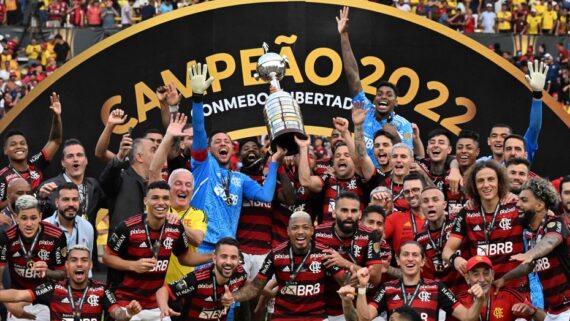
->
xmin=1 ymin=0 xmax=569 ymax=178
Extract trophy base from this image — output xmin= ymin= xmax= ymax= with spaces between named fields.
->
xmin=270 ymin=130 xmax=308 ymax=156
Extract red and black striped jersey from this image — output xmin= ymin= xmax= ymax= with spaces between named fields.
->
xmin=0 ymin=221 xmax=66 ymax=289
xmin=415 ymin=217 xmax=467 ymax=294
xmin=450 ymin=201 xmax=528 ymax=290
xmin=314 ymin=222 xmax=382 ymax=316
xmin=257 ymin=241 xmax=344 ymax=321
xmin=237 ymin=173 xmax=273 ymax=255
xmin=106 ymin=214 xmax=189 ymax=308
xmin=370 ymin=278 xmax=460 ymax=321
xmin=0 ymin=150 xmax=50 ymax=201
xmin=167 ymin=264 xmax=247 ymax=321
xmin=450 ymin=286 xmax=528 ymax=321
xmin=526 ymin=216 xmax=570 ymax=314
xmin=318 ymin=173 xmax=368 ymax=223
xmin=31 ymin=280 xmax=119 ymax=321
xmin=272 ymin=177 xmax=319 ymax=248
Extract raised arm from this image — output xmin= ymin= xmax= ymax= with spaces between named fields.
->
xmin=354 ymin=267 xmax=379 ymax=321
xmin=451 ymin=284 xmax=487 ymax=321
xmin=294 ymin=136 xmax=324 ymax=193
xmin=95 ymin=109 xmax=128 ymax=162
xmin=156 ymin=82 xmax=182 ymax=130
xmin=351 ymin=101 xmax=376 ymax=181
xmin=189 ymin=63 xmax=214 ymax=160
xmin=229 ymin=277 xmax=267 ymax=303
xmin=149 ymin=113 xmax=189 ymax=183
xmin=338 ymin=6 xmax=363 ymax=97
xmin=43 ymin=92 xmax=63 ymax=160
xmin=523 ymin=60 xmax=547 ymax=163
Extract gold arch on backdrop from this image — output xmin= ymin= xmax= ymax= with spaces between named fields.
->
xmin=2 ymin=0 xmax=569 ymax=138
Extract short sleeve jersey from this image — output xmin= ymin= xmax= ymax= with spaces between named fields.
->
xmin=167 ymin=264 xmax=247 ymax=321
xmin=31 ymin=280 xmax=119 ymax=321
xmin=526 ymin=216 xmax=570 ymax=313
xmin=164 ymin=206 xmax=207 ymax=284
xmin=0 ymin=221 xmax=66 ymax=289
xmin=256 ymin=242 xmax=344 ymax=321
xmin=314 ymin=222 xmax=382 ymax=316
xmin=370 ymin=279 xmax=460 ymax=321
xmin=237 ymin=173 xmax=273 ymax=255
xmin=0 ymin=150 xmax=50 ymax=201
xmin=352 ymin=90 xmax=413 ymax=168
xmin=450 ymin=202 xmax=527 ymax=290
xmin=106 ymin=214 xmax=189 ymax=307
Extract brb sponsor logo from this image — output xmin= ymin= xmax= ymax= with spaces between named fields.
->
xmin=280 ymin=283 xmax=321 ymax=296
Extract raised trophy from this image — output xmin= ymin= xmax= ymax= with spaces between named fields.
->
xmin=255 ymin=42 xmax=307 ymax=155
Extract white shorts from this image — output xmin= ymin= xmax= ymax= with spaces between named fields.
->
xmin=243 ymin=252 xmax=269 ymax=280
xmin=545 ymin=309 xmax=570 ymax=321
xmin=8 ymin=304 xmax=50 ymax=321
xmin=123 ymin=307 xmax=170 ymax=321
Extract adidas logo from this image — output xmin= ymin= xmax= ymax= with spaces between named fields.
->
xmin=282 ymin=266 xmax=290 ymax=272
xmin=13 ymin=252 xmax=20 ymax=258
xmin=393 ymin=294 xmax=401 ymax=301
xmin=62 ymin=297 xmax=70 ymax=304
xmin=473 ymin=225 xmax=482 ymax=232
xmin=205 ymin=296 xmax=213 ymax=302
xmin=140 ymin=242 xmax=148 ymax=248
xmin=425 ymin=244 xmax=432 ymax=250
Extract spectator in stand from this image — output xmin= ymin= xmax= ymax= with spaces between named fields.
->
xmin=556 ymin=7 xmax=569 ymax=35
xmin=120 ymin=0 xmax=134 ymax=27
xmin=46 ymin=0 xmax=66 ymax=28
xmin=448 ymin=7 xmax=465 ymax=31
xmin=556 ymin=42 xmax=569 ymax=64
xmin=544 ymin=53 xmax=560 ymax=95
xmin=513 ymin=11 xmax=527 ymax=33
xmin=158 ymin=0 xmax=173 ymax=14
xmin=53 ymin=35 xmax=70 ymax=67
xmin=86 ymin=0 xmax=102 ymax=26
xmin=396 ymin=0 xmax=412 ymax=12
xmin=0 ymin=1 xmax=6 ymax=25
xmin=140 ymin=0 xmax=155 ymax=20
xmin=542 ymin=1 xmax=558 ymax=34
xmin=101 ymin=0 xmax=119 ymax=29
xmin=67 ymin=0 xmax=85 ymax=27
xmin=5 ymin=0 xmax=17 ymax=25
xmin=497 ymin=3 xmax=512 ymax=33
xmin=25 ymin=38 xmax=42 ymax=66
xmin=526 ymin=7 xmax=542 ymax=34
xmin=479 ymin=3 xmax=497 ymax=33
xmin=464 ymin=8 xmax=476 ymax=32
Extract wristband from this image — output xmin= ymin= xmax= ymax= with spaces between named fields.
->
xmin=449 ymin=252 xmax=460 ymax=266
xmin=169 ymin=105 xmax=179 ymax=113
xmin=357 ymin=287 xmax=367 ymax=295
xmin=192 ymin=94 xmax=203 ymax=102
xmin=532 ymin=91 xmax=543 ymax=99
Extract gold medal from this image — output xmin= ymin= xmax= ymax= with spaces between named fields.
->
xmin=27 ymin=260 xmax=34 ymax=269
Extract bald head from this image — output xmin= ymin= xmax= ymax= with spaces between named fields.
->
xmin=7 ymin=178 xmax=32 ymax=209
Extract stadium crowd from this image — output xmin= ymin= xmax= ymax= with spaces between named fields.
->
xmin=0 ymin=5 xmax=569 ymax=321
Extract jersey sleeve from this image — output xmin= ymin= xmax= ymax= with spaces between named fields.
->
xmin=51 ymin=232 xmax=68 ymax=270
xmin=0 ymin=231 xmax=9 ymax=266
xmin=173 ymin=223 xmax=190 ymax=257
xmin=31 ymin=282 xmax=55 ymax=306
xmin=30 ymin=150 xmax=50 ymax=171
xmin=189 ymin=209 xmax=208 ymax=234
xmin=543 ymin=217 xmax=567 ymax=239
xmin=366 ymin=232 xmax=382 ymax=265
xmin=384 ymin=214 xmax=395 ymax=242
xmin=370 ymin=284 xmax=387 ymax=313
xmin=167 ymin=273 xmax=198 ymax=299
xmin=450 ymin=208 xmax=467 ymax=239
xmin=0 ymin=175 xmax=7 ymax=201
xmin=256 ymin=251 xmax=275 ymax=280
xmin=103 ymin=288 xmax=120 ymax=312
xmin=438 ymin=282 xmax=460 ymax=314
xmin=106 ymin=222 xmax=129 ymax=256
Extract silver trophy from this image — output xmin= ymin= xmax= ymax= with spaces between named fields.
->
xmin=255 ymin=42 xmax=307 ymax=155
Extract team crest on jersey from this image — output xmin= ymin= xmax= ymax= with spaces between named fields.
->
xmin=87 ymin=294 xmax=99 ymax=307
xmin=418 ymin=291 xmax=431 ymax=302
xmin=29 ymin=171 xmax=40 ymax=180
xmin=309 ymin=261 xmax=321 ymax=274
xmin=163 ymin=237 xmax=173 ymax=250
xmin=493 ymin=307 xmax=504 ymax=319
xmin=499 ymin=218 xmax=511 ymax=230
xmin=38 ymin=249 xmax=50 ymax=261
